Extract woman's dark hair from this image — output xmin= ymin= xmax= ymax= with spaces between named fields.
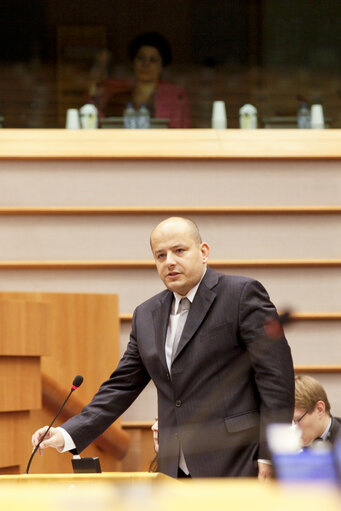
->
xmin=129 ymin=32 xmax=172 ymax=67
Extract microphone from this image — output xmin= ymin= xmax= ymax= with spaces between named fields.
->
xmin=26 ymin=375 xmax=83 ymax=474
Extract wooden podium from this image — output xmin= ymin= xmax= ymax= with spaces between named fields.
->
xmin=0 ymin=292 xmax=129 ymax=474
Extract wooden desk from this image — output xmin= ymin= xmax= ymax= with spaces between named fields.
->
xmin=0 ymin=471 xmax=169 ymax=484
xmin=0 ymin=475 xmax=340 ymax=511
xmin=0 ymin=129 xmax=341 ymax=159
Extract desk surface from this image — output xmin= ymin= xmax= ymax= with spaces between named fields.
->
xmin=0 ymin=475 xmax=340 ymax=511
xmin=0 ymin=129 xmax=341 ymax=159
xmin=0 ymin=471 xmax=168 ymax=483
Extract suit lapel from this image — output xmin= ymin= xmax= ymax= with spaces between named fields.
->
xmin=173 ymin=267 xmax=218 ymax=361
xmin=152 ymin=291 xmax=173 ymax=370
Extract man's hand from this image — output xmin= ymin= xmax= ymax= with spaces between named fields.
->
xmin=31 ymin=426 xmax=65 ymax=455
xmin=257 ymin=461 xmax=273 ymax=480
xmin=151 ymin=420 xmax=159 ymax=453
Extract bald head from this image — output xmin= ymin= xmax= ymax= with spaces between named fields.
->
xmin=150 ymin=217 xmax=209 ymax=295
xmin=150 ymin=217 xmax=202 ymax=248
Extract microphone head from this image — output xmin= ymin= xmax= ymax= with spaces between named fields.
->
xmin=72 ymin=375 xmax=84 ymax=390
xmin=264 ymin=311 xmax=291 ymax=341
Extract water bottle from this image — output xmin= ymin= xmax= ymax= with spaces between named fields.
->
xmin=123 ymin=102 xmax=137 ymax=129
xmin=79 ymin=104 xmax=98 ymax=129
xmin=137 ymin=104 xmax=150 ymax=129
xmin=297 ymin=102 xmax=310 ymax=129
xmin=239 ymin=104 xmax=258 ymax=129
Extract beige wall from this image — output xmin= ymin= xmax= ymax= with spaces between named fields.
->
xmin=1 ymin=160 xmax=341 ymax=206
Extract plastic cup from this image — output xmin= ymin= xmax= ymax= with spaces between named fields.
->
xmin=211 ymin=101 xmax=227 ymax=129
xmin=65 ymin=109 xmax=80 ymax=129
xmin=310 ymin=104 xmax=324 ymax=129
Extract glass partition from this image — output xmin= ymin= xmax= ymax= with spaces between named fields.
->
xmin=0 ymin=0 xmax=340 ymax=128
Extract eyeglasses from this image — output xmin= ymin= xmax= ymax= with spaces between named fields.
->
xmin=293 ymin=410 xmax=308 ymax=425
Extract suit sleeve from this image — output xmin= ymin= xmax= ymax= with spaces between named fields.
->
xmin=61 ymin=310 xmax=151 ymax=453
xmin=238 ymin=279 xmax=295 ymax=459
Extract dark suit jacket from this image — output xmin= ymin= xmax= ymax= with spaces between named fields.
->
xmin=327 ymin=416 xmax=341 ymax=445
xmin=62 ymin=267 xmax=295 ymax=478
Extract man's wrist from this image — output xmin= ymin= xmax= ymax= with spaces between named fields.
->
xmin=257 ymin=458 xmax=272 ymax=465
xmin=56 ymin=427 xmax=76 ymax=452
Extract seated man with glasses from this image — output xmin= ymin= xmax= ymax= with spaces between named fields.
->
xmin=294 ymin=374 xmax=341 ymax=447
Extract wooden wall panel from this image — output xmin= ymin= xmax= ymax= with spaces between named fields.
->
xmin=0 ymin=292 xmax=120 ymax=404
xmin=0 ymin=291 xmax=124 ymax=474
xmin=0 ymin=300 xmax=50 ymax=356
xmin=0 ymin=412 xmax=30 ymax=468
xmin=0 ymin=357 xmax=41 ymax=412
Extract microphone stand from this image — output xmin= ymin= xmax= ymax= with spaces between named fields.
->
xmin=25 ymin=386 xmax=75 ymax=474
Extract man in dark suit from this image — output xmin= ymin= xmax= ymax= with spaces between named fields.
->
xmin=294 ymin=375 xmax=341 ymax=446
xmin=32 ymin=217 xmax=294 ymax=478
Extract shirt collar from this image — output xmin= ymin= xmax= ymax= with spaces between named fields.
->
xmin=173 ymin=269 xmax=206 ymax=314
xmin=320 ymin=417 xmax=332 ymax=440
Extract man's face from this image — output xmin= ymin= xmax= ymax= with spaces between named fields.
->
xmin=293 ymin=406 xmax=323 ymax=446
xmin=150 ymin=219 xmax=209 ymax=296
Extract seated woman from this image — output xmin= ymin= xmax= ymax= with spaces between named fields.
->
xmin=92 ymin=32 xmax=190 ymax=128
